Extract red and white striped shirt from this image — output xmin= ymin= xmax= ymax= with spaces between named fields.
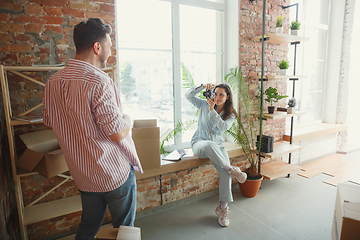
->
xmin=43 ymin=59 xmax=142 ymax=192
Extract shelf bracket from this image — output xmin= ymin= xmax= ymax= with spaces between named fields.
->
xmin=259 ymin=37 xmax=270 ymax=42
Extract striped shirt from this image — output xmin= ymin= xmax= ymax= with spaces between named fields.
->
xmin=42 ymin=59 xmax=142 ymax=192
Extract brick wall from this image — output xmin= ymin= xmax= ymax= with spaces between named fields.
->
xmin=239 ymin=0 xmax=290 ymax=143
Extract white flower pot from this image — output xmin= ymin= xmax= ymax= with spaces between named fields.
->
xmin=279 ymin=69 xmax=287 ymax=75
xmin=287 ymin=107 xmax=295 ymax=114
xmin=291 ymin=30 xmax=298 ymax=35
xmin=276 ymin=26 xmax=283 ymax=33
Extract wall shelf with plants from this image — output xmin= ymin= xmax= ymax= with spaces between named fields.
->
xmin=251 ymin=2 xmax=309 ymax=181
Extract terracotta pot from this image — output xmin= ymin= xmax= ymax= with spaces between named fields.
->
xmin=239 ymin=176 xmax=264 ymax=198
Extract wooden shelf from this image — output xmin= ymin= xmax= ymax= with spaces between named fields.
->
xmin=10 ymin=119 xmax=44 ymax=126
xmin=262 ymin=111 xmax=305 ymax=120
xmin=251 ymin=33 xmax=310 ymax=44
xmin=256 ymin=141 xmax=302 ymax=158
xmin=24 ymin=195 xmax=82 ymax=225
xmin=250 ymin=75 xmax=307 ymax=80
xmin=261 ymin=160 xmax=301 ymax=180
xmin=284 ymin=123 xmax=347 ymax=142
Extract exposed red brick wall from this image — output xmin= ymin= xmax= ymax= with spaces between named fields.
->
xmin=0 ymin=0 xmax=116 ymax=67
xmin=240 ymin=0 xmax=290 ymax=142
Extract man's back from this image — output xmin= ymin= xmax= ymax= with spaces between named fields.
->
xmin=43 ymin=59 xmax=140 ymax=192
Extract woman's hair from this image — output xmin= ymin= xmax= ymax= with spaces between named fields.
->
xmin=214 ymin=83 xmax=237 ymax=120
xmin=73 ymin=18 xmax=112 ymax=54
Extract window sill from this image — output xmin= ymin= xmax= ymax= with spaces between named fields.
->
xmin=135 ymin=142 xmax=244 ymax=180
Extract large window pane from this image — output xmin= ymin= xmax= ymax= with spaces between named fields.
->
xmin=180 ymin=5 xmax=222 ymax=53
xmin=117 ymin=0 xmax=225 ymax=149
xmin=179 ymin=4 xmax=223 ymax=143
xmin=117 ymin=0 xmax=172 ymax=50
xmin=119 ymin=50 xmax=174 ymax=135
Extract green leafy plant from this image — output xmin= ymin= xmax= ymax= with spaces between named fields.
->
xmin=160 ymin=119 xmax=197 ymax=154
xmin=224 ymin=67 xmax=262 ymax=179
xmin=276 ymin=15 xmax=284 ymax=27
xmin=264 ymin=87 xmax=288 ymax=107
xmin=287 ymin=97 xmax=296 ymax=107
xmin=278 ymin=59 xmax=290 ymax=69
xmin=290 ymin=20 xmax=301 ymax=30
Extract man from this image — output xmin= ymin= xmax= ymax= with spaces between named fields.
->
xmin=42 ymin=18 xmax=143 ymax=239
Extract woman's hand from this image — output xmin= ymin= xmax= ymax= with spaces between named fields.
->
xmin=203 ymin=83 xmax=215 ymax=90
xmin=207 ymin=97 xmax=215 ymax=111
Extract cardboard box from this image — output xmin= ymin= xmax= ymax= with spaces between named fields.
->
xmin=332 ymin=183 xmax=360 ymax=240
xmin=17 ymin=130 xmax=68 ymax=178
xmin=95 ymin=226 xmax=141 ymax=240
xmin=131 ymin=119 xmax=160 ymax=170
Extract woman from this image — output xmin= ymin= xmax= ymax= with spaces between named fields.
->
xmin=185 ymin=83 xmax=247 ymax=227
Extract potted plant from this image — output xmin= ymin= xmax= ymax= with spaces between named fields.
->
xmin=287 ymin=97 xmax=296 ymax=114
xmin=224 ymin=67 xmax=263 ymax=198
xmin=278 ymin=59 xmax=290 ymax=75
xmin=264 ymin=87 xmax=288 ymax=114
xmin=276 ymin=15 xmax=284 ymax=33
xmin=290 ymin=20 xmax=301 ymax=35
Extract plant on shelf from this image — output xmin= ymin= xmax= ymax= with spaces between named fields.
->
xmin=278 ymin=59 xmax=290 ymax=75
xmin=264 ymin=87 xmax=288 ymax=114
xmin=290 ymin=20 xmax=301 ymax=35
xmin=276 ymin=15 xmax=284 ymax=33
xmin=287 ymin=97 xmax=296 ymax=114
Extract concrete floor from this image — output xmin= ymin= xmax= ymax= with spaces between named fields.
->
xmin=59 ymin=166 xmax=360 ymax=240
xmin=134 ymin=173 xmax=339 ymax=240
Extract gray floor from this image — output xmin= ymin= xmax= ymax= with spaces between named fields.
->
xmin=134 ymin=172 xmax=339 ymax=240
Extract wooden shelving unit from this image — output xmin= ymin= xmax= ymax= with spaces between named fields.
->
xmin=0 ymin=65 xmax=116 ymax=240
xmin=252 ymin=31 xmax=309 ymax=180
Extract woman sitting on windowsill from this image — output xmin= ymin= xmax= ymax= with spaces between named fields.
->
xmin=185 ymin=83 xmax=247 ymax=227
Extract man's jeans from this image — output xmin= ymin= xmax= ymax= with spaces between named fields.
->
xmin=75 ymin=167 xmax=137 ymax=240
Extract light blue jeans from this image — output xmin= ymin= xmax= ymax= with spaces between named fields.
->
xmin=192 ymin=140 xmax=233 ymax=203
xmin=75 ymin=167 xmax=137 ymax=240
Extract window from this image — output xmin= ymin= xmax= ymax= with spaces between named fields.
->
xmin=116 ymin=0 xmax=225 ymax=150
xmin=286 ymin=0 xmax=331 ymax=124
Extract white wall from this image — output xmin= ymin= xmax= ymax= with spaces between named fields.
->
xmin=337 ymin=0 xmax=360 ymax=153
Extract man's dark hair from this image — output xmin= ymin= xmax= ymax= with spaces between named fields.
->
xmin=73 ymin=18 xmax=112 ymax=54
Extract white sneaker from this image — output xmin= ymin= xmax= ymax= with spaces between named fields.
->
xmin=228 ymin=166 xmax=247 ymax=183
xmin=215 ymin=205 xmax=229 ymax=227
